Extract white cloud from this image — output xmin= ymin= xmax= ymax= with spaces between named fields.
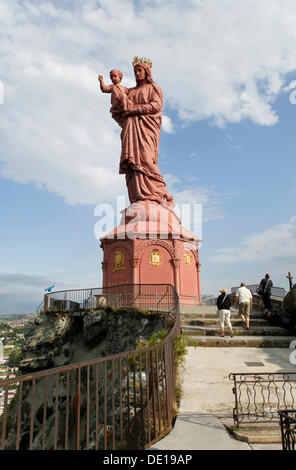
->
xmin=211 ymin=216 xmax=296 ymax=264
xmin=162 ymin=115 xmax=174 ymax=133
xmin=0 ymin=272 xmax=58 ymax=314
xmin=0 ymin=0 xmax=296 ymax=205
xmin=0 ymin=248 xmax=16 ymax=254
xmin=225 ymin=134 xmax=234 ymax=141
xmin=174 ymin=186 xmax=225 ymax=223
xmin=164 ymin=174 xmax=227 ymax=223
xmin=0 ymin=272 xmax=52 ymax=287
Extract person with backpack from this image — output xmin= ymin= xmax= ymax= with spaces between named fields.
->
xmin=258 ymin=273 xmax=273 ymax=310
xmin=217 ymin=288 xmax=234 ymax=337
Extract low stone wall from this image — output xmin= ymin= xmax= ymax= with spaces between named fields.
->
xmin=229 ymin=292 xmax=296 ymax=332
xmin=252 ymin=294 xmax=283 ymax=314
xmin=229 ymin=292 xmax=282 ymax=312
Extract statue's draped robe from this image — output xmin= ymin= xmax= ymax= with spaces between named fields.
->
xmin=119 ymin=83 xmax=168 ymax=204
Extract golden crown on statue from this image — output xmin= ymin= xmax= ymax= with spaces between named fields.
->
xmin=132 ymin=56 xmax=153 ymax=68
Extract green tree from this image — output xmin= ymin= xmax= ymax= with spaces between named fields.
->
xmin=8 ymin=348 xmax=22 ymax=367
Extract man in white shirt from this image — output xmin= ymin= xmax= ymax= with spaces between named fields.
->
xmin=235 ymin=282 xmax=253 ymax=330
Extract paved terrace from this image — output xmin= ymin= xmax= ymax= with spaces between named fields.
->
xmin=151 ymin=305 xmax=296 ymax=450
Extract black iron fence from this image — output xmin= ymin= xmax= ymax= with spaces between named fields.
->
xmin=279 ymin=409 xmax=296 ymax=450
xmin=0 ymin=284 xmax=180 ymax=450
xmin=230 ymin=372 xmax=296 ymax=428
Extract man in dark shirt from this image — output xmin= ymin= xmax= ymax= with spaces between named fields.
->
xmin=259 ymin=273 xmax=273 ymax=310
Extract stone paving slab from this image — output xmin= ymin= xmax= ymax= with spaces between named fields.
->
xmin=150 ymin=414 xmax=250 ymax=450
xmin=179 ymin=347 xmax=296 ymax=414
xmin=151 ymin=347 xmax=295 ymax=450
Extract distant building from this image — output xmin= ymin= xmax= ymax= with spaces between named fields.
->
xmin=202 ymin=295 xmax=216 ymax=306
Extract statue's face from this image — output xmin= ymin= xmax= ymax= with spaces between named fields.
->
xmin=134 ymin=66 xmax=146 ymax=82
xmin=110 ymin=71 xmax=121 ymax=85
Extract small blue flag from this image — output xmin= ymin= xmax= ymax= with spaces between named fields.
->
xmin=44 ymin=285 xmax=55 ymax=292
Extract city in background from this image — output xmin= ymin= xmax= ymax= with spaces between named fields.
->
xmin=0 ymin=314 xmax=34 ymax=414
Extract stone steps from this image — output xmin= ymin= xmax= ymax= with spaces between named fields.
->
xmin=182 ymin=318 xmax=268 ymax=327
xmin=184 ymin=335 xmax=296 ymax=348
xmin=221 ymin=419 xmax=282 ymax=444
xmin=180 ymin=306 xmax=295 ymax=347
xmin=181 ymin=311 xmax=264 ymax=320
xmin=182 ymin=325 xmax=292 ymax=337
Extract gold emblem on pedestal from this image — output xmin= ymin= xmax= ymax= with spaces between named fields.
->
xmin=149 ymin=249 xmax=163 ymax=267
xmin=112 ymin=251 xmax=125 ymax=272
xmin=184 ymin=252 xmax=192 ymax=265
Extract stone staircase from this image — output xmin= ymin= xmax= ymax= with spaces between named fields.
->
xmin=181 ymin=305 xmax=295 ymax=347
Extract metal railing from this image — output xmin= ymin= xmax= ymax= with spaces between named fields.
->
xmin=38 ymin=284 xmax=177 ymax=318
xmin=0 ymin=284 xmax=180 ymax=450
xmin=279 ymin=409 xmax=296 ymax=450
xmin=179 ymin=293 xmax=201 ymax=305
xmin=230 ymin=372 xmax=296 ymax=428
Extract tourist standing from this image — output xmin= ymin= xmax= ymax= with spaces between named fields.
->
xmin=217 ymin=288 xmax=234 ymax=337
xmin=259 ymin=273 xmax=273 ymax=310
xmin=234 ymin=282 xmax=253 ymax=330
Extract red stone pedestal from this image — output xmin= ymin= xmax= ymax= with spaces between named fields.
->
xmin=100 ymin=201 xmax=202 ymax=305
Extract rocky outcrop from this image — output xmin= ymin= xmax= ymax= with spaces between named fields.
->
xmin=20 ymin=306 xmax=165 ymax=372
xmin=279 ymin=285 xmax=296 ymax=330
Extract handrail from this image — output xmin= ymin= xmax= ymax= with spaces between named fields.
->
xmin=157 ymin=285 xmax=169 ymax=308
xmin=230 ymin=372 xmax=296 ymax=428
xmin=278 ymin=409 xmax=296 ymax=450
xmin=37 ymin=283 xmax=179 ymax=315
xmin=0 ymin=284 xmax=180 ymax=450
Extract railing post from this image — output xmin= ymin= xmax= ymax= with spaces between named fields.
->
xmin=279 ymin=413 xmax=286 ymax=450
xmin=164 ymin=342 xmax=172 ymax=427
xmin=1 ymin=386 xmax=8 ymax=450
xmin=44 ymin=294 xmax=50 ymax=312
xmin=230 ymin=374 xmax=239 ymax=428
xmin=75 ymin=368 xmax=81 ymax=450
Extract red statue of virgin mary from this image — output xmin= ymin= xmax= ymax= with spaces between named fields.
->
xmin=100 ymin=57 xmax=174 ymax=206
xmin=119 ymin=57 xmax=174 ymax=206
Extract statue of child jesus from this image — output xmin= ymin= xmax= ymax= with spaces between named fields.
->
xmin=98 ymin=70 xmax=131 ymax=122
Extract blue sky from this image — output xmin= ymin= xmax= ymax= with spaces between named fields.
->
xmin=1 ymin=0 xmax=296 ymax=313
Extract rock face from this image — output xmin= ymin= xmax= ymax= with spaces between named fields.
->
xmin=20 ymin=307 xmax=165 ymax=373
xmin=280 ymin=285 xmax=296 ymax=329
